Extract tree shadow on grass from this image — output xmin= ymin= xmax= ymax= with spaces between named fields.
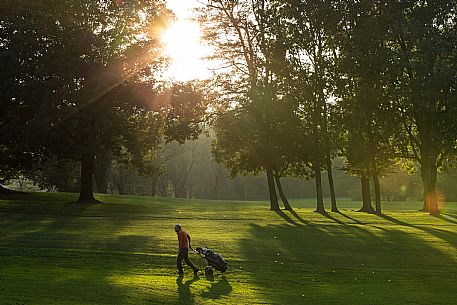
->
xmin=377 ymin=213 xmax=457 ymax=249
xmin=274 ymin=210 xmax=298 ymax=225
xmin=289 ymin=209 xmax=309 ymax=225
xmin=275 ymin=209 xmax=350 ymax=226
xmin=318 ymin=211 xmax=347 ymax=225
xmin=434 ymin=214 xmax=457 ymax=225
xmin=0 ymin=192 xmax=92 ymax=219
xmin=0 ymin=191 xmax=29 ymax=200
xmin=442 ymin=212 xmax=457 ymax=220
xmin=276 ymin=209 xmax=345 ymax=226
xmin=377 ymin=213 xmax=411 ymax=227
xmin=336 ymin=211 xmax=366 ymax=225
xmin=239 ymin=222 xmax=457 ymax=305
xmin=0 ymin=194 xmax=173 ymax=304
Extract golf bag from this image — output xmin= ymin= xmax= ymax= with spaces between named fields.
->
xmin=195 ymin=247 xmax=228 ymax=273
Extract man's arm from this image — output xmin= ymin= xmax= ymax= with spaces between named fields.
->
xmin=187 ymin=234 xmax=192 ymax=249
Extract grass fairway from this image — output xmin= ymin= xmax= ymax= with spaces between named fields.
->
xmin=1 ymin=193 xmax=456 ymax=305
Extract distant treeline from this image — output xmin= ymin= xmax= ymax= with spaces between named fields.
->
xmin=6 ymin=135 xmax=457 ymax=203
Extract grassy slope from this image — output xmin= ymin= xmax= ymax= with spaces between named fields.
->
xmin=0 ymin=193 xmax=456 ymax=305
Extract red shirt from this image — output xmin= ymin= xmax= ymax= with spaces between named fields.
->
xmin=177 ymin=230 xmax=191 ymax=249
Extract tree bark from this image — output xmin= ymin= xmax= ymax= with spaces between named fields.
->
xmin=326 ymin=155 xmax=338 ymax=212
xmin=373 ymin=174 xmax=381 ymax=214
xmin=94 ymin=154 xmax=110 ymax=194
xmin=314 ymin=164 xmax=325 ymax=213
xmin=420 ymin=155 xmax=439 ymax=216
xmin=266 ymin=167 xmax=280 ymax=211
xmin=18 ymin=176 xmax=25 ymax=191
xmin=116 ymin=180 xmax=125 ymax=195
xmin=273 ymin=170 xmax=292 ymax=211
xmin=158 ymin=177 xmax=169 ymax=197
xmin=358 ymin=176 xmax=374 ymax=213
xmin=212 ymin=170 xmax=221 ymax=200
xmin=78 ymin=153 xmax=97 ymax=203
xmin=244 ymin=180 xmax=248 ymax=200
xmin=151 ymin=172 xmax=158 ymax=197
xmin=115 ymin=168 xmax=126 ymax=195
xmin=173 ymin=181 xmax=186 ymax=198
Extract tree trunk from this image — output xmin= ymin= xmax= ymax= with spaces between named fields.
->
xmin=158 ymin=178 xmax=169 ymax=197
xmin=373 ymin=174 xmax=381 ymax=214
xmin=94 ymin=154 xmax=110 ymax=194
xmin=116 ymin=181 xmax=125 ymax=195
xmin=115 ymin=169 xmax=126 ymax=195
xmin=151 ymin=172 xmax=158 ymax=196
xmin=244 ymin=180 xmax=248 ymax=200
xmin=266 ymin=167 xmax=280 ymax=211
xmin=273 ymin=171 xmax=292 ymax=211
xmin=78 ymin=153 xmax=97 ymax=203
xmin=174 ymin=182 xmax=186 ymax=198
xmin=358 ymin=176 xmax=374 ymax=213
xmin=314 ymin=164 xmax=325 ymax=213
xmin=172 ymin=175 xmax=187 ymax=198
xmin=212 ymin=171 xmax=220 ymax=200
xmin=18 ymin=176 xmax=25 ymax=191
xmin=326 ymin=155 xmax=338 ymax=212
xmin=420 ymin=156 xmax=439 ymax=216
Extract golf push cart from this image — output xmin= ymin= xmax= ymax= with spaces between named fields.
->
xmin=194 ymin=247 xmax=228 ymax=277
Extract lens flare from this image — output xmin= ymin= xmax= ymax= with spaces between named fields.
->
xmin=161 ymin=4 xmax=212 ymax=81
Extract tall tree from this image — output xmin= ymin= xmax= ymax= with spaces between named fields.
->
xmin=200 ymin=0 xmax=297 ymax=210
xmin=334 ymin=0 xmax=405 ymax=214
xmin=386 ymin=0 xmax=457 ymax=216
xmin=0 ymin=1 xmax=170 ymax=202
xmin=275 ymin=0 xmax=343 ymax=213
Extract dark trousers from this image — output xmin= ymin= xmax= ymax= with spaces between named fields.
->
xmin=177 ymin=248 xmax=198 ymax=273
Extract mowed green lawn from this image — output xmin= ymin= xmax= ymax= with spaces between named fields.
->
xmin=1 ymin=193 xmax=456 ymax=305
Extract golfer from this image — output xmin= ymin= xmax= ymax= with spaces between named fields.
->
xmin=174 ymin=224 xmax=199 ymax=275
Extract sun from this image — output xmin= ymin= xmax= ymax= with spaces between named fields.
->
xmin=161 ymin=2 xmax=212 ymax=81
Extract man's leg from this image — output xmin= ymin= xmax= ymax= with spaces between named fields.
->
xmin=177 ymin=250 xmax=185 ymax=274
xmin=183 ymin=249 xmax=199 ymax=272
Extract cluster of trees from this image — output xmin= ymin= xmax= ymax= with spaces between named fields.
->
xmin=0 ymin=1 xmax=207 ymax=202
xmin=1 ymin=1 xmax=456 ymax=218
xmin=199 ymin=0 xmax=457 ymax=216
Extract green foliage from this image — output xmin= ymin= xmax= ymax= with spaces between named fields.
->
xmin=201 ymin=1 xmax=313 ymax=184
xmin=397 ymin=158 xmax=419 ymax=176
xmin=0 ymin=0 xmax=169 ymax=174
xmin=163 ymin=82 xmax=209 ymax=144
xmin=0 ymin=1 xmax=212 ymax=196
xmin=277 ymin=0 xmax=342 ymax=163
xmin=212 ymin=104 xmax=264 ymax=177
xmin=384 ymin=0 xmax=457 ymax=165
xmin=32 ymin=158 xmax=81 ymax=192
xmin=332 ymin=0 xmax=400 ymax=179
